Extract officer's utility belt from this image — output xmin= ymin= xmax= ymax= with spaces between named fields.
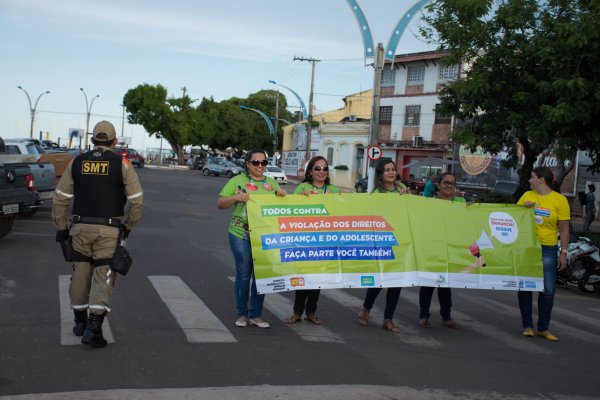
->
xmin=73 ymin=215 xmax=121 ymax=227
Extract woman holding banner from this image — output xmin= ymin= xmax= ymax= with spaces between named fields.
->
xmin=218 ymin=149 xmax=287 ymax=329
xmin=357 ymin=158 xmax=409 ymax=333
xmin=418 ymin=172 xmax=464 ymax=330
xmin=517 ymin=166 xmax=569 ymax=341
xmin=285 ymin=156 xmax=340 ymax=325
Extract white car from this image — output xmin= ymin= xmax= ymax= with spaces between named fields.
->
xmin=264 ymin=165 xmax=287 ymax=184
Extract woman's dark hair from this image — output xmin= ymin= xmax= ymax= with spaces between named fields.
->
xmin=244 ymin=148 xmax=267 ymax=173
xmin=304 ymin=156 xmax=330 ymax=184
xmin=439 ymin=172 xmax=456 ymax=183
xmin=589 ymin=184 xmax=596 ymax=192
xmin=533 ymin=166 xmax=554 ymax=189
xmin=372 ymin=158 xmax=396 ymax=193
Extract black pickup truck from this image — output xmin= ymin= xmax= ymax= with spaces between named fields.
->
xmin=0 ymin=137 xmax=37 ymax=239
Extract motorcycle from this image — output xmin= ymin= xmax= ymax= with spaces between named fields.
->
xmin=558 ymin=235 xmax=600 ymax=296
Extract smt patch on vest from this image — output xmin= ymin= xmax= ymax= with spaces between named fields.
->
xmin=81 ymin=160 xmax=110 ymax=175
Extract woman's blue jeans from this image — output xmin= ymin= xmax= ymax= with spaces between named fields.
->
xmin=518 ymin=245 xmax=558 ymax=332
xmin=229 ymin=233 xmax=264 ymax=318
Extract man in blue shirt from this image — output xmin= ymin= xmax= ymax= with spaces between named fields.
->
xmin=584 ymin=184 xmax=596 ymax=233
xmin=423 ymin=175 xmax=438 ymax=197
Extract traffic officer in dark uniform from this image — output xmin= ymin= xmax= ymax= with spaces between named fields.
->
xmin=52 ymin=120 xmax=143 ymax=348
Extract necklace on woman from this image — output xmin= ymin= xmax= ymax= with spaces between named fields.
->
xmin=311 ymin=183 xmax=327 ymax=194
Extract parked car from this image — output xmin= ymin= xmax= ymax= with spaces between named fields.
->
xmin=202 ymin=159 xmax=242 ymax=178
xmin=3 ymin=138 xmax=57 ymax=212
xmin=355 ymin=177 xmax=368 ymax=192
xmin=264 ymin=165 xmax=287 ymax=184
xmin=4 ymin=137 xmax=71 ymax=182
xmin=188 ymin=155 xmax=208 ymax=170
xmin=113 ymin=147 xmax=145 ymax=168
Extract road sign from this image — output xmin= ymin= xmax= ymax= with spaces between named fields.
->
xmin=367 ymin=145 xmax=382 ymax=161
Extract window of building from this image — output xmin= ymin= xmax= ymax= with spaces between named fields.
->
xmin=404 ymin=105 xmax=421 ymax=126
xmin=434 ymin=104 xmax=452 ymax=124
xmin=406 ymin=65 xmax=425 ymax=86
xmin=438 ymin=64 xmax=458 ymax=82
xmin=380 ymin=106 xmax=392 ymax=123
xmin=326 ymin=147 xmax=334 ymax=165
xmin=381 ymin=68 xmax=395 ymax=86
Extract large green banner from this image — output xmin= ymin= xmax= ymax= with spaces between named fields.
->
xmin=247 ymin=194 xmax=543 ymax=294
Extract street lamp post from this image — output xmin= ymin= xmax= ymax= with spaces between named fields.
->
xmin=17 ymin=86 xmax=50 ymax=139
xmin=80 ymin=88 xmax=99 ymax=150
xmin=268 ymin=80 xmax=312 ymax=167
xmin=239 ymin=106 xmax=275 ymax=154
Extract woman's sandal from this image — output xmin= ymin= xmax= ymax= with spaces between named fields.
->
xmin=418 ymin=319 xmax=431 ymax=328
xmin=358 ymin=308 xmax=370 ymax=326
xmin=441 ymin=319 xmax=460 ymax=329
xmin=285 ymin=314 xmax=302 ymax=324
xmin=383 ymin=319 xmax=400 ymax=333
xmin=305 ymin=313 xmax=322 ymax=325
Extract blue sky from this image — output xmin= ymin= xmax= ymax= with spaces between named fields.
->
xmin=0 ymin=0 xmax=434 ymax=151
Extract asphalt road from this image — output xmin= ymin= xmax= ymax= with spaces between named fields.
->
xmin=1 ymin=167 xmax=599 ymax=400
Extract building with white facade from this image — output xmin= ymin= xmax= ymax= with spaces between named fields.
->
xmin=378 ymin=50 xmax=461 ymax=181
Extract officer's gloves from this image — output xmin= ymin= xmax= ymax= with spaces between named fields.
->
xmin=121 ymin=227 xmax=130 ymax=239
xmin=56 ymin=229 xmax=70 ymax=242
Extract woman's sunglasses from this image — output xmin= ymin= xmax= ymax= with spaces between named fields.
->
xmin=249 ymin=160 xmax=269 ymax=166
xmin=313 ymin=166 xmax=329 ymax=171
xmin=441 ymin=180 xmax=456 ymax=186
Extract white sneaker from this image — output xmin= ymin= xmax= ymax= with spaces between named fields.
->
xmin=249 ymin=317 xmax=270 ymax=328
xmin=235 ymin=317 xmax=248 ymax=327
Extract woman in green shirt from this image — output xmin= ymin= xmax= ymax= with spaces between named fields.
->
xmin=418 ymin=172 xmax=463 ymax=330
xmin=286 ymin=156 xmax=340 ymax=325
xmin=357 ymin=158 xmax=409 ymax=333
xmin=218 ymin=149 xmax=286 ymax=329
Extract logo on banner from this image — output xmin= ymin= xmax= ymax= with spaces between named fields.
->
xmin=290 ymin=277 xmax=305 ymax=287
xmin=360 ymin=276 xmax=375 ymax=286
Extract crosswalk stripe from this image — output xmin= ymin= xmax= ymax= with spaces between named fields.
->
xmin=552 ymin=304 xmax=600 ymax=330
xmin=470 ymin=295 xmax=600 ymax=345
xmin=321 ymin=289 xmax=444 ymax=348
xmin=149 ymin=276 xmax=236 ymax=343
xmin=587 ymin=307 xmax=600 ymax=313
xmin=58 ymin=275 xmax=115 ymax=345
xmin=228 ymin=277 xmax=344 ymax=343
xmin=401 ymin=290 xmax=553 ymax=354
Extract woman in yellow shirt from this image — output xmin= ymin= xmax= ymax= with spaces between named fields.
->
xmin=517 ymin=167 xmax=570 ymax=341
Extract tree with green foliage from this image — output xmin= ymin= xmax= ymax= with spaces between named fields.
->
xmin=123 ymin=84 xmax=195 ymax=165
xmin=124 ymin=85 xmax=293 ymax=160
xmin=192 ymin=90 xmax=292 ymax=155
xmin=421 ymin=0 xmax=600 ymax=195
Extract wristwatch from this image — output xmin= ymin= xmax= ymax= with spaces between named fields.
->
xmin=560 ymin=249 xmax=568 ymax=254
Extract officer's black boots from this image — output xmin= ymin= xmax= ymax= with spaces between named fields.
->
xmin=81 ymin=312 xmax=107 ymax=348
xmin=73 ymin=310 xmax=88 ymax=336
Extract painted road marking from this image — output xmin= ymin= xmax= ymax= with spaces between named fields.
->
xmin=322 ymin=289 xmax=444 ymax=348
xmin=228 ymin=276 xmax=344 ymax=343
xmin=149 ymin=275 xmax=236 ymax=343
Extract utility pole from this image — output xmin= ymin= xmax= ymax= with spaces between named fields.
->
xmin=266 ymin=91 xmax=280 ymax=159
xmin=367 ymin=43 xmax=385 ymax=193
xmin=181 ymin=86 xmax=187 ymax=97
xmin=121 ymin=104 xmax=126 ymax=138
xmin=293 ymin=56 xmax=320 ymax=167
